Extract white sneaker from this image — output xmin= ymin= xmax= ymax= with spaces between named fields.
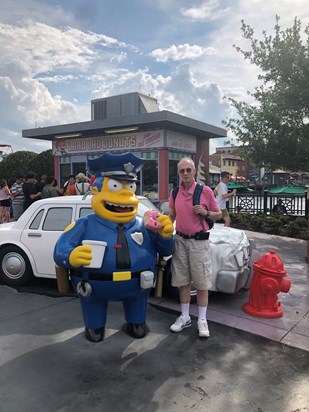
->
xmin=170 ymin=315 xmax=191 ymax=332
xmin=198 ymin=319 xmax=210 ymax=338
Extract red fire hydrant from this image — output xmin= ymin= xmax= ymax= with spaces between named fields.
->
xmin=243 ymin=250 xmax=291 ymax=318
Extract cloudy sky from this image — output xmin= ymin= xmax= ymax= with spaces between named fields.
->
xmin=1 ymin=0 xmax=308 ymax=155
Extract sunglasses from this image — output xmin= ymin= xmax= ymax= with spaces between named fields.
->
xmin=179 ymin=168 xmax=193 ymax=174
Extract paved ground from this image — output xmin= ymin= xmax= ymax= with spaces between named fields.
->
xmin=150 ymin=229 xmax=309 ymax=352
xmin=0 ymin=229 xmax=308 ymax=411
xmin=0 ymin=285 xmax=308 ymax=412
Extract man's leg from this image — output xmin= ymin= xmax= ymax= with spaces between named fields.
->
xmin=197 ymin=289 xmax=210 ymax=338
xmin=222 ymin=208 xmax=231 ymax=227
xmin=170 ymin=284 xmax=192 ymax=332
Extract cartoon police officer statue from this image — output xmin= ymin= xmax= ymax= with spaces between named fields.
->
xmin=54 ymin=152 xmax=174 ymax=342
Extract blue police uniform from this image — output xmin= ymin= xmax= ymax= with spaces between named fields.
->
xmin=53 ymin=152 xmax=174 ymax=342
xmin=54 ymin=213 xmax=173 ymax=328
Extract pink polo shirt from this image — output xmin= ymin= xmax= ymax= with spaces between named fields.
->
xmin=168 ymin=181 xmax=220 ymax=234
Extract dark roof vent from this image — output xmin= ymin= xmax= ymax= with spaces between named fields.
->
xmin=91 ymin=92 xmax=159 ymax=120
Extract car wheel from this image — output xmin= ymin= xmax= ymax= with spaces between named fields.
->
xmin=0 ymin=246 xmax=34 ymax=286
xmin=163 ymin=259 xmax=197 ymax=302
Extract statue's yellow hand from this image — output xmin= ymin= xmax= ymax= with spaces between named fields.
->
xmin=157 ymin=215 xmax=174 ymax=238
xmin=69 ymin=245 xmax=92 ymax=267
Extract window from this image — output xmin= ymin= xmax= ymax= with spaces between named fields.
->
xmin=79 ymin=207 xmax=93 ymax=218
xmin=60 ymin=163 xmax=71 ymax=187
xmin=42 ymin=208 xmax=73 ymax=231
xmin=142 ymin=152 xmax=158 ymax=200
xmin=29 ymin=210 xmax=44 ymax=230
xmin=168 ymin=160 xmax=178 ymax=190
xmin=72 ymin=162 xmax=86 ymax=177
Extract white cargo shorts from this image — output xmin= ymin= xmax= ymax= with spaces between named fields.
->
xmin=171 ymin=234 xmax=212 ymax=290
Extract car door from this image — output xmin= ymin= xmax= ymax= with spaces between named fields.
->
xmin=20 ymin=204 xmax=76 ymax=277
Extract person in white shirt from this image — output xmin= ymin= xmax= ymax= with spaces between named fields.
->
xmin=214 ymin=171 xmax=236 ymax=227
xmin=75 ymin=173 xmax=91 ymax=195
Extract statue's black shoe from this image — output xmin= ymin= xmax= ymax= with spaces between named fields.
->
xmin=85 ymin=327 xmax=105 ymax=342
xmin=125 ymin=322 xmax=148 ymax=339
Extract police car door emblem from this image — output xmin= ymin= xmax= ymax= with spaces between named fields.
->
xmin=131 ymin=232 xmax=143 ymax=245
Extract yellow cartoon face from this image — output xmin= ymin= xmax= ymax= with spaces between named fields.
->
xmin=91 ymin=177 xmax=139 ymax=223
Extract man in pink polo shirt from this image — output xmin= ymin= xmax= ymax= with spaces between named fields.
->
xmin=168 ymin=157 xmax=222 ymax=338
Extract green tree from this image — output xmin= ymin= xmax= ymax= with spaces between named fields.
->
xmin=0 ymin=151 xmax=38 ymax=186
xmin=0 ymin=149 xmax=54 ymax=186
xmin=224 ymin=16 xmax=309 ymax=171
xmin=28 ymin=149 xmax=54 ymax=177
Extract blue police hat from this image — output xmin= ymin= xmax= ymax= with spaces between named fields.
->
xmin=88 ymin=152 xmax=146 ymax=181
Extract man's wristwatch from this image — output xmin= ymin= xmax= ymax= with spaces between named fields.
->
xmin=206 ymin=210 xmax=210 ymax=217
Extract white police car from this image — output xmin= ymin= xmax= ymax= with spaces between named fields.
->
xmin=0 ymin=195 xmax=258 ymax=295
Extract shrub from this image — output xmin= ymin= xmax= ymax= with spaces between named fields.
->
xmin=263 ymin=217 xmax=282 ymax=229
xmin=230 ymin=212 xmax=308 ymax=240
xmin=230 ymin=213 xmax=242 ymax=224
xmin=261 ymin=216 xmax=282 ymax=234
xmin=286 ymin=221 xmax=302 ymax=236
xmin=278 ymin=215 xmax=289 ymax=226
xmin=293 ymin=217 xmax=307 ymax=228
xmin=250 ymin=214 xmax=265 ymax=229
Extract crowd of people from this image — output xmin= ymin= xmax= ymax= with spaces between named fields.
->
xmin=0 ymin=172 xmax=92 ymax=223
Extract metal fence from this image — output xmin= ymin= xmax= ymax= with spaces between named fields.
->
xmin=228 ymin=192 xmax=308 ymax=217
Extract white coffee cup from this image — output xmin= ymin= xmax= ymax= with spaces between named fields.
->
xmin=82 ymin=240 xmax=107 ymax=269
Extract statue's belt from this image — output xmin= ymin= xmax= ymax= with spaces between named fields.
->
xmin=71 ymin=270 xmax=148 ymax=281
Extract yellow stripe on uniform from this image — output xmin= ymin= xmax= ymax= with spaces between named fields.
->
xmin=113 ymin=271 xmax=131 ymax=281
xmin=64 ymin=221 xmax=76 ymax=232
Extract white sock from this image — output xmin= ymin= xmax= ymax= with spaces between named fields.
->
xmin=198 ymin=306 xmax=207 ymax=321
xmin=181 ymin=303 xmax=190 ymax=319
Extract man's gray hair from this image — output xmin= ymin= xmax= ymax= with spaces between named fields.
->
xmin=178 ymin=157 xmax=195 ymax=170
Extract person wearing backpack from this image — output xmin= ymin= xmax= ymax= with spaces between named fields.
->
xmin=168 ymin=157 xmax=222 ymax=338
xmin=75 ymin=173 xmax=91 ymax=195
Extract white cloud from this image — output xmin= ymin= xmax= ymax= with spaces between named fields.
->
xmin=35 ymin=74 xmax=77 ymax=84
xmin=0 ymin=21 xmax=129 ymax=77
xmin=0 ymin=60 xmax=80 ymax=154
xmin=181 ymin=0 xmax=231 ymax=20
xmin=0 ymin=0 xmax=308 ymax=156
xmin=150 ymin=44 xmax=217 ymax=62
xmin=0 ymin=127 xmax=51 ymax=153
xmin=0 ymin=61 xmax=77 ymax=119
xmin=0 ymin=16 xmax=136 ymax=152
xmin=179 ymin=0 xmax=309 ymax=109
xmin=92 ymin=63 xmax=230 ymax=130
